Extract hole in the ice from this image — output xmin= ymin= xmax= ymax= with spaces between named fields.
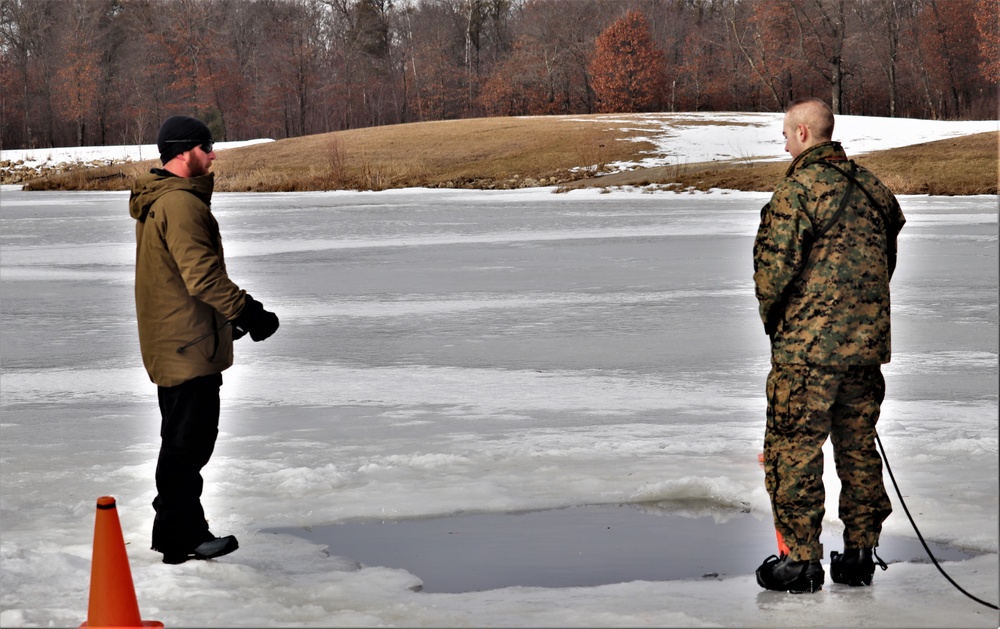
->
xmin=266 ymin=502 xmax=979 ymax=593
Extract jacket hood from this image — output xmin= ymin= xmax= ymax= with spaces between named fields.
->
xmin=129 ymin=169 xmax=215 ymax=222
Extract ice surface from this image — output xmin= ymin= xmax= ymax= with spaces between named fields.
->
xmin=1 ymin=115 xmax=997 ymax=627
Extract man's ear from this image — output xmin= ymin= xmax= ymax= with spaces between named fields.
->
xmin=797 ymin=123 xmax=809 ymax=143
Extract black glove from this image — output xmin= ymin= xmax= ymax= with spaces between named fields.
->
xmin=231 ymin=322 xmax=248 ymax=340
xmin=764 ymin=300 xmax=784 ymax=339
xmin=232 ymin=293 xmax=279 ymax=342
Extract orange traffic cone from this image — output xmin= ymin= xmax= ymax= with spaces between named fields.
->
xmin=757 ymin=453 xmax=792 ymax=558
xmin=80 ymin=496 xmax=163 ymax=628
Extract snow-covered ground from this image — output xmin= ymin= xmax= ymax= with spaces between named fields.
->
xmin=1 ymin=114 xmax=997 ymax=627
xmin=587 ymin=111 xmax=998 ymax=170
xmin=1 ymin=139 xmax=272 ymax=178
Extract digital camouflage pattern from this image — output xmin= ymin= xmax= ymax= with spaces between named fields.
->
xmin=753 ymin=141 xmax=906 ymax=366
xmin=755 ymin=140 xmax=903 ymax=563
xmin=762 ymin=363 xmax=893 ymax=561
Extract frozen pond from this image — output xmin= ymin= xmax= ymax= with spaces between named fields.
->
xmin=1 ymin=187 xmax=996 ymax=627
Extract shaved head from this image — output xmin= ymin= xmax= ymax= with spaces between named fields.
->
xmin=782 ymin=97 xmax=835 ymax=158
xmin=785 ymin=98 xmax=835 ymax=141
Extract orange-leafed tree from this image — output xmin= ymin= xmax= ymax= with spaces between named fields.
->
xmin=588 ymin=9 xmax=666 ymax=113
xmin=53 ymin=47 xmax=100 ymax=146
xmin=974 ymin=0 xmax=1000 ymax=84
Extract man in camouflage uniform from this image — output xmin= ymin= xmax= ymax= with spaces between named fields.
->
xmin=753 ymin=98 xmax=905 ymax=593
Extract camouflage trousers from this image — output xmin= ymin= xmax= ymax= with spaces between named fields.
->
xmin=763 ymin=362 xmax=893 ymax=562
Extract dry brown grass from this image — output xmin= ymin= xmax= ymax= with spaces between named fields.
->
xmin=855 ymin=131 xmax=999 ymax=195
xmin=21 ymin=115 xmax=998 ymax=196
xmin=213 ymin=115 xmax=652 ymax=191
xmin=26 ymin=115 xmax=648 ymax=192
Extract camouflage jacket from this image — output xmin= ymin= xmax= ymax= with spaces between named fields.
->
xmin=753 ymin=141 xmax=905 ymax=365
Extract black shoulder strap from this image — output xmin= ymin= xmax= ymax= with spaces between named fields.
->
xmin=815 ymin=159 xmax=897 ymax=271
xmin=815 ymin=169 xmax=857 ymax=240
xmin=816 ymin=160 xmax=892 ymax=231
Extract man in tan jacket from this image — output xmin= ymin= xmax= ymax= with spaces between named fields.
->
xmin=129 ymin=115 xmax=279 ymax=564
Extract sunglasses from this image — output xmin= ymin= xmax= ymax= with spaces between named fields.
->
xmin=163 ymin=139 xmax=214 ymax=153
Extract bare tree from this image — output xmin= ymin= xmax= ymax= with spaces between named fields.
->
xmin=730 ymin=0 xmax=793 ymax=109
xmin=1 ymin=0 xmax=61 ymax=148
xmin=52 ymin=1 xmax=102 ymax=146
xmin=850 ymin=0 xmax=903 ymax=116
xmin=1 ymin=0 xmax=993 ymax=150
xmin=788 ymin=0 xmax=849 ymax=113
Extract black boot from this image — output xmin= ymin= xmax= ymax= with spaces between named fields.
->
xmin=161 ymin=534 xmax=239 ymax=565
xmin=830 ymin=548 xmax=888 ymax=586
xmin=756 ymin=554 xmax=825 ymax=593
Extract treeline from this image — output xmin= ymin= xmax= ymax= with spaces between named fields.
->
xmin=1 ymin=0 xmax=997 ymax=151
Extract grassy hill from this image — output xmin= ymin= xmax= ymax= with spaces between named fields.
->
xmin=18 ymin=114 xmax=999 ymax=196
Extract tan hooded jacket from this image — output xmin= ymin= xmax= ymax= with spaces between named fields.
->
xmin=129 ymin=170 xmax=247 ymax=387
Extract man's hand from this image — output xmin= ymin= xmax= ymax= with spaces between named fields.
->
xmin=231 ymin=293 xmax=279 ymax=342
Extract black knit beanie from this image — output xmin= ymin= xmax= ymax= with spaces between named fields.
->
xmin=157 ymin=115 xmax=212 ymax=164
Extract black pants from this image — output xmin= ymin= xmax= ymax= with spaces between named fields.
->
xmin=151 ymin=372 xmax=222 ymax=553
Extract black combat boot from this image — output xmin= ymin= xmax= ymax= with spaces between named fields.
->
xmin=830 ymin=548 xmax=888 ymax=586
xmin=755 ymin=554 xmax=825 ymax=593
